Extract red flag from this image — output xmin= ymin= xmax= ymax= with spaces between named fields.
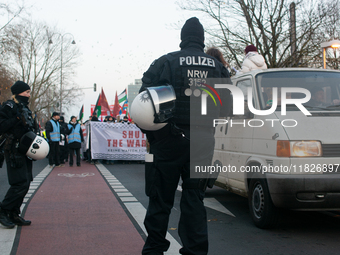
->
xmin=100 ymin=88 xmax=111 ymax=117
xmin=93 ymin=88 xmax=112 ymax=118
xmin=112 ymin=91 xmax=120 ymax=117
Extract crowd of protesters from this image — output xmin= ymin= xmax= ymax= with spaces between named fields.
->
xmin=41 ymin=112 xmax=133 ymax=167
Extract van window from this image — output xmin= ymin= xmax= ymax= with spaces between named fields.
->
xmin=236 ymin=78 xmax=260 ymax=111
xmin=236 ymin=79 xmax=251 ymax=97
xmin=256 ymin=71 xmax=340 ymax=110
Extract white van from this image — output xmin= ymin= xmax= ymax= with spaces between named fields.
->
xmin=212 ymin=68 xmax=340 ymax=229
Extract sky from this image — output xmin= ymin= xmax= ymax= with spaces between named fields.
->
xmin=20 ymin=0 xmax=200 ymax=120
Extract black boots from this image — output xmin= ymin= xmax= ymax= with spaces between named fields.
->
xmin=9 ymin=212 xmax=31 ymax=226
xmin=0 ymin=208 xmax=15 ymax=228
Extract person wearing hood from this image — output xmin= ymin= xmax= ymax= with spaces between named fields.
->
xmin=0 ymin=81 xmax=36 ymax=228
xmin=67 ymin=116 xmax=84 ymax=167
xmin=238 ymin=44 xmax=267 ymax=74
xmin=139 ymin=17 xmax=231 ymax=255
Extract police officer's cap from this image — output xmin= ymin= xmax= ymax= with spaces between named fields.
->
xmin=11 ymin=81 xmax=30 ymax=95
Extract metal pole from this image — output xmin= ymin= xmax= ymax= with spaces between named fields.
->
xmin=323 ymin=47 xmax=326 ymax=69
xmin=290 ymin=2 xmax=296 ymax=66
xmin=60 ymin=36 xmax=63 ymax=115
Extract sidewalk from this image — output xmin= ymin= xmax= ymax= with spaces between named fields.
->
xmin=14 ymin=163 xmax=145 ymax=255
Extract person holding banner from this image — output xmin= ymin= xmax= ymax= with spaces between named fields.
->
xmin=139 ymin=17 xmax=231 ymax=255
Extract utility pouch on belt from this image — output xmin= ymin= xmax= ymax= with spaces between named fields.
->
xmin=145 ymin=154 xmax=157 ymax=198
xmin=4 ymin=134 xmax=24 ymax=168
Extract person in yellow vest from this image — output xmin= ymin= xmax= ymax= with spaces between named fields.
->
xmin=45 ymin=112 xmax=62 ymax=167
xmin=42 ymin=130 xmax=46 ymax=139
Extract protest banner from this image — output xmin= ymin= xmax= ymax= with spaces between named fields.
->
xmin=90 ymin=122 xmax=147 ymax=160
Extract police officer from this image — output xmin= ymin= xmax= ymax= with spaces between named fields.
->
xmin=0 ymin=81 xmax=36 ymax=228
xmin=139 ymin=17 xmax=231 ymax=255
xmin=45 ymin=112 xmax=62 ymax=167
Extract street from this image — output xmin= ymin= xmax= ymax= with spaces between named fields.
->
xmin=1 ymin=159 xmax=340 ymax=255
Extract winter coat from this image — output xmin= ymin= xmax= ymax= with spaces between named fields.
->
xmin=238 ymin=51 xmax=267 ymax=74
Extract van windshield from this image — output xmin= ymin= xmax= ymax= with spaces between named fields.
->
xmin=256 ymin=71 xmax=340 ymax=111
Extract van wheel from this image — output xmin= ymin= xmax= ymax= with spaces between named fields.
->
xmin=248 ymin=178 xmax=279 ymax=229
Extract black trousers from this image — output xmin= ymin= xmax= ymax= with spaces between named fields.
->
xmin=142 ymin=128 xmax=214 ymax=255
xmin=49 ymin=141 xmax=60 ymax=166
xmin=59 ymin=143 xmax=68 ymax=163
xmin=1 ymin=151 xmax=32 ymax=214
xmin=69 ymin=147 xmax=81 ymax=166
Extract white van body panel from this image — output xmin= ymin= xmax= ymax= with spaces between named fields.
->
xmin=213 ymin=68 xmax=340 ymax=211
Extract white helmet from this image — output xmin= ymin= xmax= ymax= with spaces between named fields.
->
xmin=19 ymin=131 xmax=50 ymax=160
xmin=130 ymin=85 xmax=176 ymax=131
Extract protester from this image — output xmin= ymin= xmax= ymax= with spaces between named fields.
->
xmin=45 ymin=112 xmax=62 ymax=167
xmin=206 ymin=47 xmax=230 ymax=70
xmin=120 ymin=115 xmax=129 ymax=124
xmin=67 ymin=116 xmax=84 ymax=167
xmin=107 ymin=116 xmax=115 ymax=123
xmin=0 ymin=81 xmax=36 ymax=228
xmin=139 ymin=17 xmax=231 ymax=255
xmin=238 ymin=44 xmax=267 ymax=74
xmin=87 ymin=115 xmax=98 ymax=164
xmin=59 ymin=116 xmax=69 ymax=164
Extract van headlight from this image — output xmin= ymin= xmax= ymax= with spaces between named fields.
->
xmin=277 ymin=141 xmax=322 ymax=157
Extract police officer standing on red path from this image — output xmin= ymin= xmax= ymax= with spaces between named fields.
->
xmin=0 ymin=81 xmax=36 ymax=228
xmin=139 ymin=17 xmax=231 ymax=255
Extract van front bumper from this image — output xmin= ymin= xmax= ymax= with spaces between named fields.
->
xmin=266 ymin=173 xmax=340 ymax=209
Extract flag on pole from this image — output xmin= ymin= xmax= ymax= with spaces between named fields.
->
xmin=78 ymin=105 xmax=84 ymax=123
xmin=118 ymin=89 xmax=127 ymax=107
xmin=112 ymin=91 xmax=120 ymax=117
xmin=94 ymin=88 xmax=112 ymax=118
xmin=120 ymin=100 xmax=129 ymax=115
xmin=93 ymin=94 xmax=101 ymax=117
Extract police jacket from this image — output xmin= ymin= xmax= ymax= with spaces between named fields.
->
xmin=0 ymin=97 xmax=35 ymax=141
xmin=140 ymin=40 xmax=232 ymax=128
xmin=45 ymin=118 xmax=60 ymax=142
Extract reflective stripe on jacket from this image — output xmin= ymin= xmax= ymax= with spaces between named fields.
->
xmin=50 ymin=120 xmax=60 ymax=142
xmin=67 ymin=124 xmax=81 ymax=144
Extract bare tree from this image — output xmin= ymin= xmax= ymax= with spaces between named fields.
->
xmin=0 ymin=0 xmax=26 ymax=103
xmin=0 ymin=65 xmax=14 ymax=102
xmin=177 ymin=0 xmax=340 ymax=69
xmin=2 ymin=20 xmax=82 ymax=123
xmin=0 ymin=1 xmax=24 ymax=32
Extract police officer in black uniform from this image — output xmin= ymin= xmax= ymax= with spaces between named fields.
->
xmin=140 ymin=17 xmax=231 ymax=255
xmin=0 ymin=81 xmax=35 ymax=228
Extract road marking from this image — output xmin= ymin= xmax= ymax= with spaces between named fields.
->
xmin=177 ymin=185 xmax=236 ymax=217
xmin=204 ymin=198 xmax=236 ymax=217
xmin=0 ymin=165 xmax=53 ymax=255
xmin=57 ymin=173 xmax=95 ymax=178
xmin=97 ymin=163 xmax=182 ymax=255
